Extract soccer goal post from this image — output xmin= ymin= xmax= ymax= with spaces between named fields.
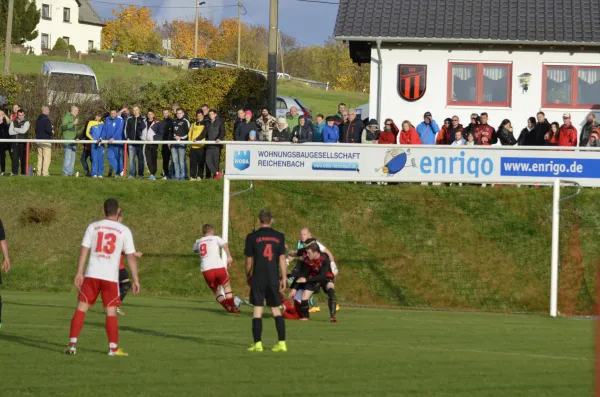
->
xmin=221 ymin=175 xmax=596 ymax=317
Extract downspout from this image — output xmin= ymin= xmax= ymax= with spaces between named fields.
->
xmin=376 ymin=40 xmax=382 ymax=125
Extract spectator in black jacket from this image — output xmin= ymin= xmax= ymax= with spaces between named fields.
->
xmin=496 ymin=119 xmax=517 ymax=146
xmin=518 ymin=117 xmax=537 ymax=146
xmin=126 ymin=106 xmax=146 ymax=178
xmin=0 ymin=111 xmax=10 ymax=176
xmin=234 ymin=109 xmax=245 ymax=134
xmin=272 ymin=117 xmax=291 ymax=142
xmin=35 ymin=106 xmax=53 ymax=176
xmin=340 ymin=109 xmax=363 ymax=143
xmin=204 ymin=109 xmax=225 ymax=179
xmin=171 ymin=108 xmax=190 ymax=181
xmin=535 ymin=112 xmax=551 ymax=146
xmin=234 ymin=110 xmax=258 ymax=141
xmin=291 ymin=116 xmax=313 ymax=143
xmin=160 ymin=109 xmax=174 ymax=179
xmin=201 ymin=104 xmax=211 ymax=125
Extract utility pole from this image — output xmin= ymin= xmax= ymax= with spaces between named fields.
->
xmin=277 ymin=29 xmax=284 ymax=75
xmin=3 ymin=0 xmax=15 ymax=75
xmin=267 ymin=0 xmax=278 ymax=116
xmin=237 ymin=0 xmax=242 ymax=67
xmin=194 ymin=1 xmax=206 ymax=58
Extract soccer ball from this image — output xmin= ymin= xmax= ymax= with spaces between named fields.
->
xmin=233 ymin=296 xmax=242 ymax=309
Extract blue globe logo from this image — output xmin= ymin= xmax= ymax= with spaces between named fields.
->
xmin=383 ymin=149 xmax=408 ymax=175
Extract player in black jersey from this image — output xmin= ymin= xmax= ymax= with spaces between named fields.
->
xmin=0 ymin=219 xmax=12 ymax=328
xmin=289 ymin=241 xmax=337 ymax=323
xmin=245 ymin=209 xmax=287 ymax=353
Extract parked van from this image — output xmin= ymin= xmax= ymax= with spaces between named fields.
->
xmin=41 ymin=61 xmax=100 ymax=104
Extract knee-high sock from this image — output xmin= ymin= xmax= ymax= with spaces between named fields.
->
xmin=252 ymin=318 xmax=262 ymax=343
xmin=327 ymin=289 xmax=337 ymax=317
xmin=0 ymin=294 xmax=3 ymax=322
xmin=69 ymin=310 xmax=86 ymax=344
xmin=274 ymin=316 xmax=285 ymax=341
xmin=106 ymin=315 xmax=119 ymax=351
xmin=300 ymin=300 xmax=310 ymax=319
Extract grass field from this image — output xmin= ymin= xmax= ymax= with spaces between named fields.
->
xmin=278 ymin=81 xmax=368 ymax=117
xmin=0 ymin=292 xmax=592 ymax=397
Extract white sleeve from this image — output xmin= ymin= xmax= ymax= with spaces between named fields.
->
xmin=216 ymin=236 xmax=226 ymax=248
xmin=81 ymin=225 xmax=93 ymax=248
xmin=317 ymin=240 xmax=326 ymax=252
xmin=193 ymin=239 xmax=200 ymax=253
xmin=122 ymin=228 xmax=136 ymax=255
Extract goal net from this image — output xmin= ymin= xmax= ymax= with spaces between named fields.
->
xmin=223 ymin=180 xmax=596 ymax=316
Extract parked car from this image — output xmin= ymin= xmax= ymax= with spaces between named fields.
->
xmin=126 ymin=52 xmax=137 ymax=59
xmin=276 ymin=96 xmax=312 ymax=120
xmin=188 ymin=58 xmax=216 ymax=70
xmin=144 ymin=53 xmax=169 ymax=67
xmin=277 ymin=72 xmax=291 ymax=80
xmin=129 ymin=53 xmax=147 ymax=66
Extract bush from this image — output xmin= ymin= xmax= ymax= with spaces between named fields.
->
xmin=68 ymin=44 xmax=77 ymax=54
xmin=52 ymin=38 xmax=68 ymax=51
xmin=0 ymin=74 xmax=22 ymax=106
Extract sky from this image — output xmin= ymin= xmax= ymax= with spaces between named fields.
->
xmin=88 ymin=0 xmax=340 ymax=46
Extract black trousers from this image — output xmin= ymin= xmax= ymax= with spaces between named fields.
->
xmin=189 ymin=148 xmax=205 ymax=179
xmin=0 ymin=143 xmax=11 ymax=173
xmin=204 ymin=146 xmax=221 ymax=179
xmin=11 ymin=143 xmax=26 ymax=175
xmin=144 ymin=145 xmax=158 ymax=176
xmin=161 ymin=144 xmax=171 ymax=177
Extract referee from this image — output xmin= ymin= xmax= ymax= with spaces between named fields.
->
xmin=0 ymin=219 xmax=12 ymax=328
xmin=245 ymin=209 xmax=287 ymax=353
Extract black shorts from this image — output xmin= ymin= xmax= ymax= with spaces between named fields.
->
xmin=304 ymin=278 xmax=335 ymax=294
xmin=250 ymin=284 xmax=281 ymax=307
xmin=119 ymin=269 xmax=130 ymax=284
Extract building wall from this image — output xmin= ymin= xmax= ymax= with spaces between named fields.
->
xmin=369 ymin=45 xmax=600 ymax=140
xmin=26 ymin=0 xmax=102 ymax=55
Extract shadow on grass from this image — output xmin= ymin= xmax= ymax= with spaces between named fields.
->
xmin=5 ymin=301 xmax=74 ymax=310
xmin=87 ymin=322 xmax=246 ymax=348
xmin=0 ymin=332 xmax=105 ymax=355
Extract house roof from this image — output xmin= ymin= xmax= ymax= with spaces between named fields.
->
xmin=334 ymin=0 xmax=600 ymax=46
xmin=77 ymin=0 xmax=104 ymax=26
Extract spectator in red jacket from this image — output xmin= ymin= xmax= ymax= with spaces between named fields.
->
xmin=378 ymin=119 xmax=397 ymax=144
xmin=436 ymin=118 xmax=452 ymax=145
xmin=397 ymin=121 xmax=422 ymax=145
xmin=474 ymin=112 xmax=497 ymax=145
xmin=549 ymin=113 xmax=578 ymax=147
xmin=545 ymin=122 xmax=560 ymax=145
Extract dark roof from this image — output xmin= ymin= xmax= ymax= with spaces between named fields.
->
xmin=334 ymin=0 xmax=600 ymax=45
xmin=77 ymin=0 xmax=104 ymax=26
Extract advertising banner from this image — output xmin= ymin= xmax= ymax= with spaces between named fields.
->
xmin=225 ymin=143 xmax=600 ymax=186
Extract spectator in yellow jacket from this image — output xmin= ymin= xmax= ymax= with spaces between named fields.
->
xmin=189 ymin=110 xmax=207 ymax=181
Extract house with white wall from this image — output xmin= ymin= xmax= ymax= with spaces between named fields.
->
xmin=334 ymin=0 xmax=600 ymax=142
xmin=26 ymin=0 xmax=104 ymax=54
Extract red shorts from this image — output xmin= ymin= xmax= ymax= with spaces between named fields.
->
xmin=202 ymin=268 xmax=230 ymax=290
xmin=77 ymin=277 xmax=122 ymax=308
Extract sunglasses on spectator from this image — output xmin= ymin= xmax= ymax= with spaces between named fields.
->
xmin=563 ymin=117 xmax=569 ymax=120
xmin=385 ymin=123 xmax=392 ymax=126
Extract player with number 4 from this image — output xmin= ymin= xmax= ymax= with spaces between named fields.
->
xmin=193 ymin=224 xmax=237 ymax=313
xmin=65 ymin=198 xmax=140 ymax=357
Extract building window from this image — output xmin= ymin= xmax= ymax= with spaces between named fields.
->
xmin=88 ymin=40 xmax=94 ymax=51
xmin=63 ymin=7 xmax=70 ymax=22
xmin=42 ymin=4 xmax=51 ymax=20
xmin=63 ymin=37 xmax=70 ymax=45
xmin=41 ymin=34 xmax=49 ymax=50
xmin=447 ymin=62 xmax=512 ymax=107
xmin=542 ymin=65 xmax=600 ymax=109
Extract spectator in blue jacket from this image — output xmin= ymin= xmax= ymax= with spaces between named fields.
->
xmin=323 ymin=116 xmax=339 ymax=143
xmin=105 ymin=110 xmax=125 ymax=177
xmin=90 ymin=120 xmax=106 ymax=178
xmin=416 ymin=111 xmax=439 ymax=145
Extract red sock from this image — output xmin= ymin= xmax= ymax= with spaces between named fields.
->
xmin=227 ymin=297 xmax=235 ymax=307
xmin=219 ymin=299 xmax=231 ymax=311
xmin=105 ymin=315 xmax=119 ymax=352
xmin=69 ymin=310 xmax=86 ymax=345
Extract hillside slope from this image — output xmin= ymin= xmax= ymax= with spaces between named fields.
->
xmin=0 ymin=178 xmax=596 ymax=314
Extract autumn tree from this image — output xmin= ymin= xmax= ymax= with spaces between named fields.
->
xmin=101 ymin=6 xmax=162 ymax=53
xmin=169 ymin=18 xmax=216 ymax=59
xmin=0 ymin=0 xmax=40 ymax=45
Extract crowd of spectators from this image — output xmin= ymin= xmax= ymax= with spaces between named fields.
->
xmin=0 ymin=101 xmax=598 ymax=179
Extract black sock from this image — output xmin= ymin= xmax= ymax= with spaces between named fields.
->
xmin=119 ymin=282 xmax=131 ymax=303
xmin=327 ymin=289 xmax=337 ymax=318
xmin=252 ymin=318 xmax=262 ymax=343
xmin=274 ymin=316 xmax=285 ymax=341
xmin=300 ymin=300 xmax=310 ymax=319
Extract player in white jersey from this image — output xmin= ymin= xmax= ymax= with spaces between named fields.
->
xmin=192 ymin=224 xmax=237 ymax=313
xmin=64 ymin=198 xmax=140 ymax=357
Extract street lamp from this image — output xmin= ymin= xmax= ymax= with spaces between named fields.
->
xmin=194 ymin=1 xmax=206 ymax=58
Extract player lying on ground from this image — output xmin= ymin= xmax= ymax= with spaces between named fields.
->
xmin=116 ymin=213 xmax=143 ymax=316
xmin=0 ymin=218 xmax=11 ymax=328
xmin=280 ymin=289 xmax=305 ymax=320
xmin=245 ymin=209 xmax=287 ymax=352
xmin=65 ymin=198 xmax=140 ymax=356
xmin=287 ymin=228 xmax=338 ymax=313
xmin=193 ymin=224 xmax=238 ymax=313
xmin=288 ymin=241 xmax=338 ymax=323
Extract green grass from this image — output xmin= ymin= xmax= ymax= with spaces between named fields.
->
xmin=0 ymin=53 xmax=184 ymax=84
xmin=0 ymin=177 xmax=597 ymax=315
xmin=278 ymin=80 xmax=368 ymax=118
xmin=0 ymin=292 xmax=592 ymax=397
